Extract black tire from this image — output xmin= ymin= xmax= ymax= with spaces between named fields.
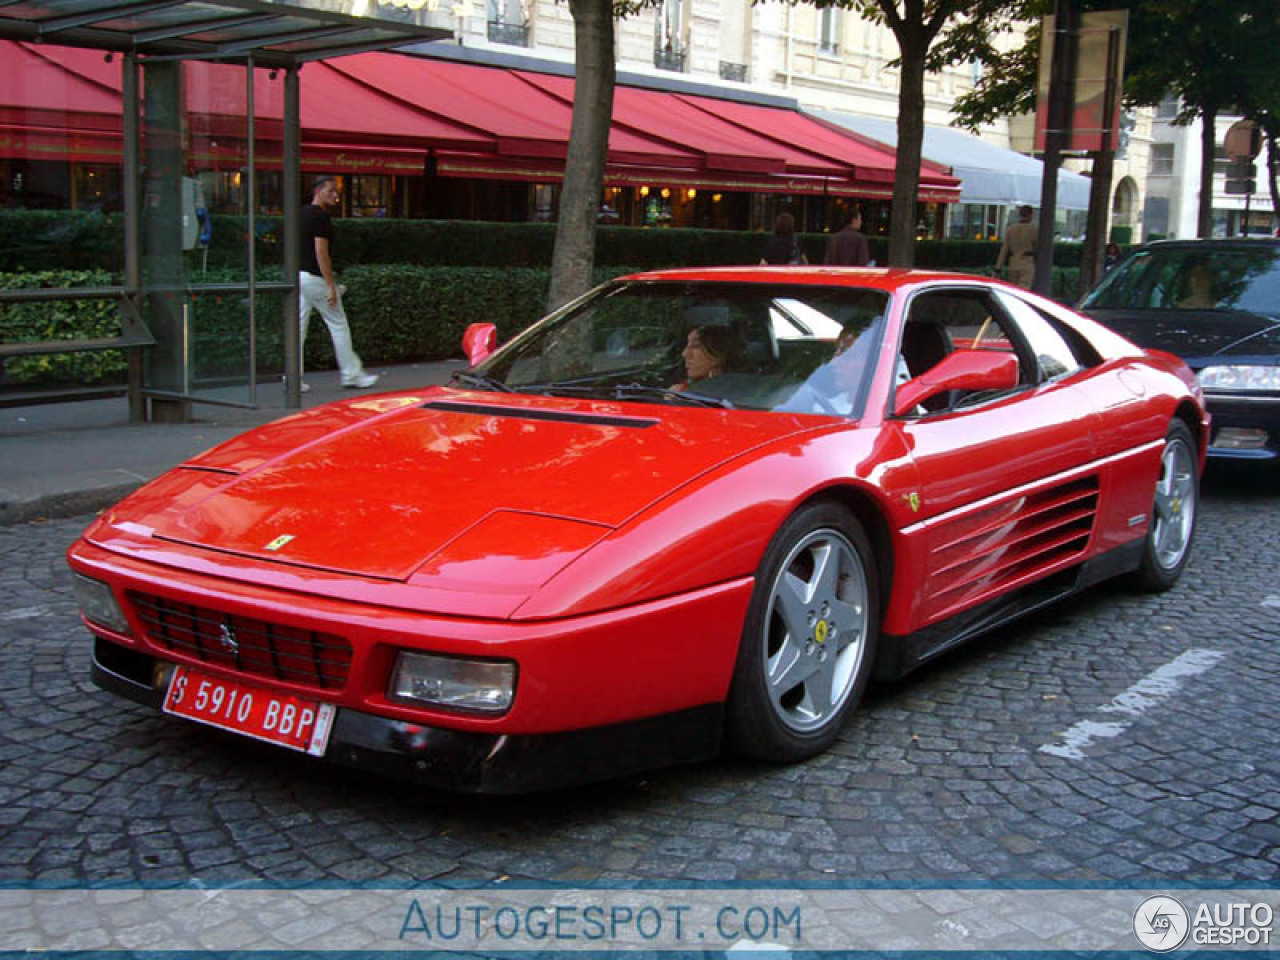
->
xmin=1130 ymin=419 xmax=1199 ymax=592
xmin=726 ymin=501 xmax=879 ymax=762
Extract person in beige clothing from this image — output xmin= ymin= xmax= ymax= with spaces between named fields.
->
xmin=996 ymin=205 xmax=1037 ymax=288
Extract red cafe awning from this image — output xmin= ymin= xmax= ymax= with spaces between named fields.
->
xmin=0 ymin=123 xmax=121 ymax=164
xmin=328 ymin=55 xmax=698 ymax=170
xmin=516 ymin=71 xmax=786 ymax=175
xmin=0 ymin=40 xmax=961 ymax=202
xmin=511 ymin=69 xmax=961 ymax=200
xmin=331 ymin=55 xmax=570 ymax=160
xmin=182 ymin=60 xmax=493 ymax=155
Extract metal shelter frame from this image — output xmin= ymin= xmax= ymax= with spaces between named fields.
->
xmin=0 ymin=0 xmax=450 ymax=419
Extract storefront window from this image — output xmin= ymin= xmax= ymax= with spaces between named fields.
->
xmin=71 ymin=164 xmax=121 ymax=212
xmin=0 ymin=160 xmax=70 ymax=210
xmin=948 ymin=203 xmax=999 ymax=240
xmin=348 ymin=175 xmax=389 ymax=217
xmin=533 ymin=183 xmax=555 ymax=222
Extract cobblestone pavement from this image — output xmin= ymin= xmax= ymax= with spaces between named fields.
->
xmin=2 ymin=464 xmax=1278 ymax=889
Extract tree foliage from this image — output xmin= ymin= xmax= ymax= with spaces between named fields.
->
xmin=955 ymin=0 xmax=1280 ymax=238
xmin=809 ymin=0 xmax=1035 ymax=265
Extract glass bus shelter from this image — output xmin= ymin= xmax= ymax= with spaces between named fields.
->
xmin=0 ymin=0 xmax=449 ymax=421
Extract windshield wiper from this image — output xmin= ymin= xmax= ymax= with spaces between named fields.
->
xmin=515 ymin=380 xmax=732 ymax=408
xmin=612 ymin=382 xmax=734 ymax=408
xmin=519 ymin=382 xmax=608 ymax=398
xmin=450 ymin=371 xmax=514 ymax=393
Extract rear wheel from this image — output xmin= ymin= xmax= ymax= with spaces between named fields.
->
xmin=726 ymin=501 xmax=879 ymax=762
xmin=1131 ymin=419 xmax=1198 ymax=591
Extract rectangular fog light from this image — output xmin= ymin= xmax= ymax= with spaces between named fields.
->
xmin=1213 ymin=427 xmax=1268 ymax=450
xmin=389 ymin=651 xmax=516 ymax=715
xmin=73 ymin=574 xmax=131 ymax=635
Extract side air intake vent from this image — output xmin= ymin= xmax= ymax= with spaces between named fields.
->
xmin=926 ymin=475 xmax=1101 ymax=618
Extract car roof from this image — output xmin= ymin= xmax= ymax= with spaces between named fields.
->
xmin=1139 ymin=237 xmax=1280 ymax=250
xmin=617 ymin=266 xmax=1004 ymax=291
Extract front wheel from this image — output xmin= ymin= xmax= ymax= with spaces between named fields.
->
xmin=1130 ymin=419 xmax=1199 ymax=592
xmin=726 ymin=501 xmax=879 ymax=762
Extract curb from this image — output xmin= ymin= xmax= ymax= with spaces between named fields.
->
xmin=0 ymin=482 xmax=142 ymax=527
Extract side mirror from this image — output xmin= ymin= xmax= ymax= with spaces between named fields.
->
xmin=462 ymin=322 xmax=498 ymax=366
xmin=893 ymin=349 xmax=1019 ymax=417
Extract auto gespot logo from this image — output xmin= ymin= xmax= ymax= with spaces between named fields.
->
xmin=1134 ymin=896 xmax=1275 ymax=951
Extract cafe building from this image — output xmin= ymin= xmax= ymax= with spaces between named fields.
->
xmin=1 ymin=36 xmax=962 ymax=234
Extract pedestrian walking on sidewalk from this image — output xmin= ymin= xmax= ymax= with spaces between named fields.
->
xmin=823 ymin=208 xmax=871 ymax=266
xmin=759 ymin=212 xmax=808 ymax=265
xmin=298 ymin=176 xmax=378 ymax=390
xmin=995 ymin=205 xmax=1037 ymax=289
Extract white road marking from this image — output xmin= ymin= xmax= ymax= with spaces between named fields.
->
xmin=1039 ymin=648 xmax=1226 ymax=760
xmin=1262 ymin=595 xmax=1280 ymax=611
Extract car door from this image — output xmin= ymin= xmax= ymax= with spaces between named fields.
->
xmin=890 ymin=285 xmax=1103 ymax=628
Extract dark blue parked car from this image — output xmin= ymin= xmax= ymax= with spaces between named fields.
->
xmin=1082 ymin=238 xmax=1280 ymax=460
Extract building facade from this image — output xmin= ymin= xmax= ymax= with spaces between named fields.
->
xmin=1144 ymin=95 xmax=1277 ymax=241
xmin=440 ymin=0 xmax=1149 ymax=241
xmin=0 ymin=0 xmax=1155 ymax=241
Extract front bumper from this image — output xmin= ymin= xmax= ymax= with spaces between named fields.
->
xmin=70 ymin=534 xmax=752 ymax=790
xmin=92 ymin=636 xmax=722 ymax=793
xmin=68 ymin=537 xmax=750 ymax=735
xmin=1205 ymin=393 xmax=1280 ymax=460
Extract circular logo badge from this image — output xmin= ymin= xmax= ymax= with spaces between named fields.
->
xmin=1133 ymin=895 xmax=1190 ymax=952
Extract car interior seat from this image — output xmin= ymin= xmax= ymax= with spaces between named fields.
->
xmin=899 ymin=319 xmax=954 ymax=412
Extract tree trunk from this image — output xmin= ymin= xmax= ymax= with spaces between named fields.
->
xmin=1197 ymin=101 xmax=1217 ymax=238
xmin=888 ymin=37 xmax=927 ymax=267
xmin=1079 ymin=147 xmax=1113 ymax=297
xmin=547 ymin=0 xmax=616 ymax=312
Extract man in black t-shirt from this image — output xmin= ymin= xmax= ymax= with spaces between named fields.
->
xmin=298 ymin=176 xmax=378 ymax=389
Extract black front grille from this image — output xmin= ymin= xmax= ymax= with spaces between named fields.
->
xmin=128 ymin=592 xmax=352 ymax=691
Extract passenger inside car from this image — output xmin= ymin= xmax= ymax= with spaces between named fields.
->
xmin=774 ymin=324 xmax=875 ymax=414
xmin=1177 ymin=262 xmax=1217 ymax=309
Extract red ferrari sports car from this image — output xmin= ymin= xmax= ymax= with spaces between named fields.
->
xmin=68 ymin=268 xmax=1208 ymax=792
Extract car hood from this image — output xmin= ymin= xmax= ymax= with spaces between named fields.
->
xmin=103 ymin=389 xmax=822 ymax=585
xmin=1085 ymin=307 xmax=1280 ymax=364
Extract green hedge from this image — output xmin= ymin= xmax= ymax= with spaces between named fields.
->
xmin=0 ymin=269 xmax=126 ymax=384
xmin=951 ymin=264 xmax=1082 ymax=302
xmin=0 ymin=209 xmax=1089 ymax=274
xmin=0 ymin=212 xmax=124 ymax=273
xmin=1 ymin=209 xmax=1089 ymax=386
xmin=184 ymin=264 xmax=640 ymax=379
xmin=5 ymin=261 xmax=1084 ymax=387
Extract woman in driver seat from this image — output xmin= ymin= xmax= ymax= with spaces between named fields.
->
xmin=675 ymin=325 xmax=739 ymax=392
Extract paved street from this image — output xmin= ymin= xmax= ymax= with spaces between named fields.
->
xmin=2 ymin=463 xmax=1279 ymax=889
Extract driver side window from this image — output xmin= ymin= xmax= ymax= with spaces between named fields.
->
xmin=897 ymin=289 xmax=1024 ymax=413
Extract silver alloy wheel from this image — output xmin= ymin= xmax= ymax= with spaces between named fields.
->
xmin=1152 ymin=435 xmax=1196 ymax=570
xmin=761 ymin=527 xmax=870 ymax=733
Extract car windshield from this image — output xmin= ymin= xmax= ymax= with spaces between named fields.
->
xmin=470 ymin=280 xmax=890 ymax=415
xmin=1083 ymin=244 xmax=1280 ymax=318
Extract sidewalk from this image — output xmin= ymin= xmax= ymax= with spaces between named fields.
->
xmin=0 ymin=360 xmax=464 ymax=526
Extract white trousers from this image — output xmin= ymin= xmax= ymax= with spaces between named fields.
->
xmin=299 ymin=271 xmax=365 ymax=380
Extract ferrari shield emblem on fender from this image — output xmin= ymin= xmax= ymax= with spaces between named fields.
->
xmin=264 ymin=534 xmax=295 ymax=552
